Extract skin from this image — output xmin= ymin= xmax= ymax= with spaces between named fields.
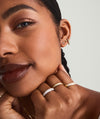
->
xmin=0 ymin=0 xmax=66 ymax=97
xmin=0 ymin=0 xmax=100 ymax=119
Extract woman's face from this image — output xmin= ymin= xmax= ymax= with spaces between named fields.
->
xmin=0 ymin=0 xmax=61 ymax=97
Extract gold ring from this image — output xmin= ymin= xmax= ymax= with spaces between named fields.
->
xmin=65 ymin=82 xmax=76 ymax=88
xmin=53 ymin=82 xmax=63 ymax=88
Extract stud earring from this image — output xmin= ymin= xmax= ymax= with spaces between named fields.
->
xmin=62 ymin=41 xmax=66 ymax=46
xmin=62 ymin=39 xmax=69 ymax=46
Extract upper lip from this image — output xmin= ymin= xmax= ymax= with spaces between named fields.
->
xmin=0 ymin=63 xmax=31 ymax=75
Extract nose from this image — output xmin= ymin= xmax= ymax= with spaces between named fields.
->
xmin=0 ymin=32 xmax=18 ymax=58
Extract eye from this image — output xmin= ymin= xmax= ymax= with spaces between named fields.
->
xmin=15 ymin=21 xmax=34 ymax=30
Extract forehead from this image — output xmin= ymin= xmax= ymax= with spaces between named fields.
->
xmin=0 ymin=0 xmax=52 ymax=20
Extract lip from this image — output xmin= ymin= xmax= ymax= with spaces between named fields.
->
xmin=0 ymin=64 xmax=32 ymax=83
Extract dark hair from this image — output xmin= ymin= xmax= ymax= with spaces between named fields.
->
xmin=39 ymin=0 xmax=71 ymax=76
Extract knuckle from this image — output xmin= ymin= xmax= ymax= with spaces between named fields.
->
xmin=43 ymin=104 xmax=56 ymax=117
xmin=47 ymin=100 xmax=67 ymax=117
xmin=72 ymin=85 xmax=82 ymax=101
xmin=65 ymin=85 xmax=82 ymax=108
xmin=0 ymin=94 xmax=13 ymax=107
xmin=64 ymin=92 xmax=75 ymax=106
xmin=51 ymin=98 xmax=66 ymax=112
xmin=58 ymin=100 xmax=67 ymax=112
xmin=75 ymin=91 xmax=81 ymax=101
xmin=67 ymin=97 xmax=73 ymax=105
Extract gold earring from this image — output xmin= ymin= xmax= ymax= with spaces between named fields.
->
xmin=61 ymin=39 xmax=70 ymax=46
xmin=65 ymin=39 xmax=70 ymax=45
xmin=62 ymin=40 xmax=66 ymax=46
xmin=67 ymin=39 xmax=70 ymax=45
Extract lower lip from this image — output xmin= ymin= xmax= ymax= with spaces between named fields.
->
xmin=2 ymin=66 xmax=31 ymax=84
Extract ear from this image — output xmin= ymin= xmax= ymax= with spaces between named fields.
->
xmin=59 ymin=19 xmax=71 ymax=47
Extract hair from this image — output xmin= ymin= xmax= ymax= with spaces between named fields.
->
xmin=38 ymin=0 xmax=71 ymax=76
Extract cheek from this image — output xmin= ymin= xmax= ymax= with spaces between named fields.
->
xmin=20 ymin=27 xmax=61 ymax=76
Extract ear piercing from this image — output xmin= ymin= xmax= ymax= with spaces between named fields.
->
xmin=62 ymin=39 xmax=69 ymax=46
xmin=67 ymin=39 xmax=70 ymax=44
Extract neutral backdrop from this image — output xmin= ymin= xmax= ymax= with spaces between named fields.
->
xmin=57 ymin=0 xmax=100 ymax=91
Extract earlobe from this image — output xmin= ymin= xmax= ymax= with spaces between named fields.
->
xmin=59 ymin=19 xmax=71 ymax=47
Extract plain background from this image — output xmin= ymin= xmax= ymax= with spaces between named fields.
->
xmin=58 ymin=0 xmax=100 ymax=91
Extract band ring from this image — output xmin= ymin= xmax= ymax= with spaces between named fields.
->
xmin=65 ymin=82 xmax=76 ymax=87
xmin=53 ymin=82 xmax=63 ymax=88
xmin=43 ymin=88 xmax=54 ymax=97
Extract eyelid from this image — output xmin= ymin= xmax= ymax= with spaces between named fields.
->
xmin=11 ymin=18 xmax=36 ymax=30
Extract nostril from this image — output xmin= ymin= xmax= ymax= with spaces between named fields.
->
xmin=3 ymin=52 xmax=13 ymax=56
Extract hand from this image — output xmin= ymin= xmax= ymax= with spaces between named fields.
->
xmin=30 ymin=64 xmax=85 ymax=119
xmin=0 ymin=84 xmax=24 ymax=119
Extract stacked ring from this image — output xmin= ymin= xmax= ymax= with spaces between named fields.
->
xmin=42 ymin=82 xmax=76 ymax=97
xmin=43 ymin=88 xmax=54 ymax=97
xmin=53 ymin=82 xmax=63 ymax=88
xmin=65 ymin=82 xmax=76 ymax=88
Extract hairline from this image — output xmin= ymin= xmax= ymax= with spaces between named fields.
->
xmin=34 ymin=0 xmax=60 ymax=39
xmin=34 ymin=0 xmax=60 ymax=24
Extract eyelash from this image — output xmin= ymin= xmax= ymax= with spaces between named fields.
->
xmin=14 ymin=21 xmax=35 ymax=30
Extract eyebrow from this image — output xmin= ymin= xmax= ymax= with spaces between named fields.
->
xmin=2 ymin=4 xmax=37 ymax=19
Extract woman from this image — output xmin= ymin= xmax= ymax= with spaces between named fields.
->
xmin=0 ymin=0 xmax=100 ymax=119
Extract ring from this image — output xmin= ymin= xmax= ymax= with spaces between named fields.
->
xmin=53 ymin=82 xmax=63 ymax=88
xmin=43 ymin=88 xmax=54 ymax=97
xmin=65 ymin=82 xmax=76 ymax=87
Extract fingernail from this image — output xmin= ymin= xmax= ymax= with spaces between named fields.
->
xmin=59 ymin=64 xmax=67 ymax=72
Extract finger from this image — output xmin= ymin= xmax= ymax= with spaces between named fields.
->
xmin=56 ymin=64 xmax=74 ymax=85
xmin=0 ymin=93 xmax=15 ymax=109
xmin=38 ymin=83 xmax=57 ymax=102
xmin=46 ymin=75 xmax=69 ymax=93
xmin=31 ymin=89 xmax=46 ymax=107
xmin=0 ymin=93 xmax=24 ymax=119
xmin=56 ymin=64 xmax=77 ymax=90
xmin=12 ymin=98 xmax=21 ymax=113
xmin=46 ymin=75 xmax=72 ymax=102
